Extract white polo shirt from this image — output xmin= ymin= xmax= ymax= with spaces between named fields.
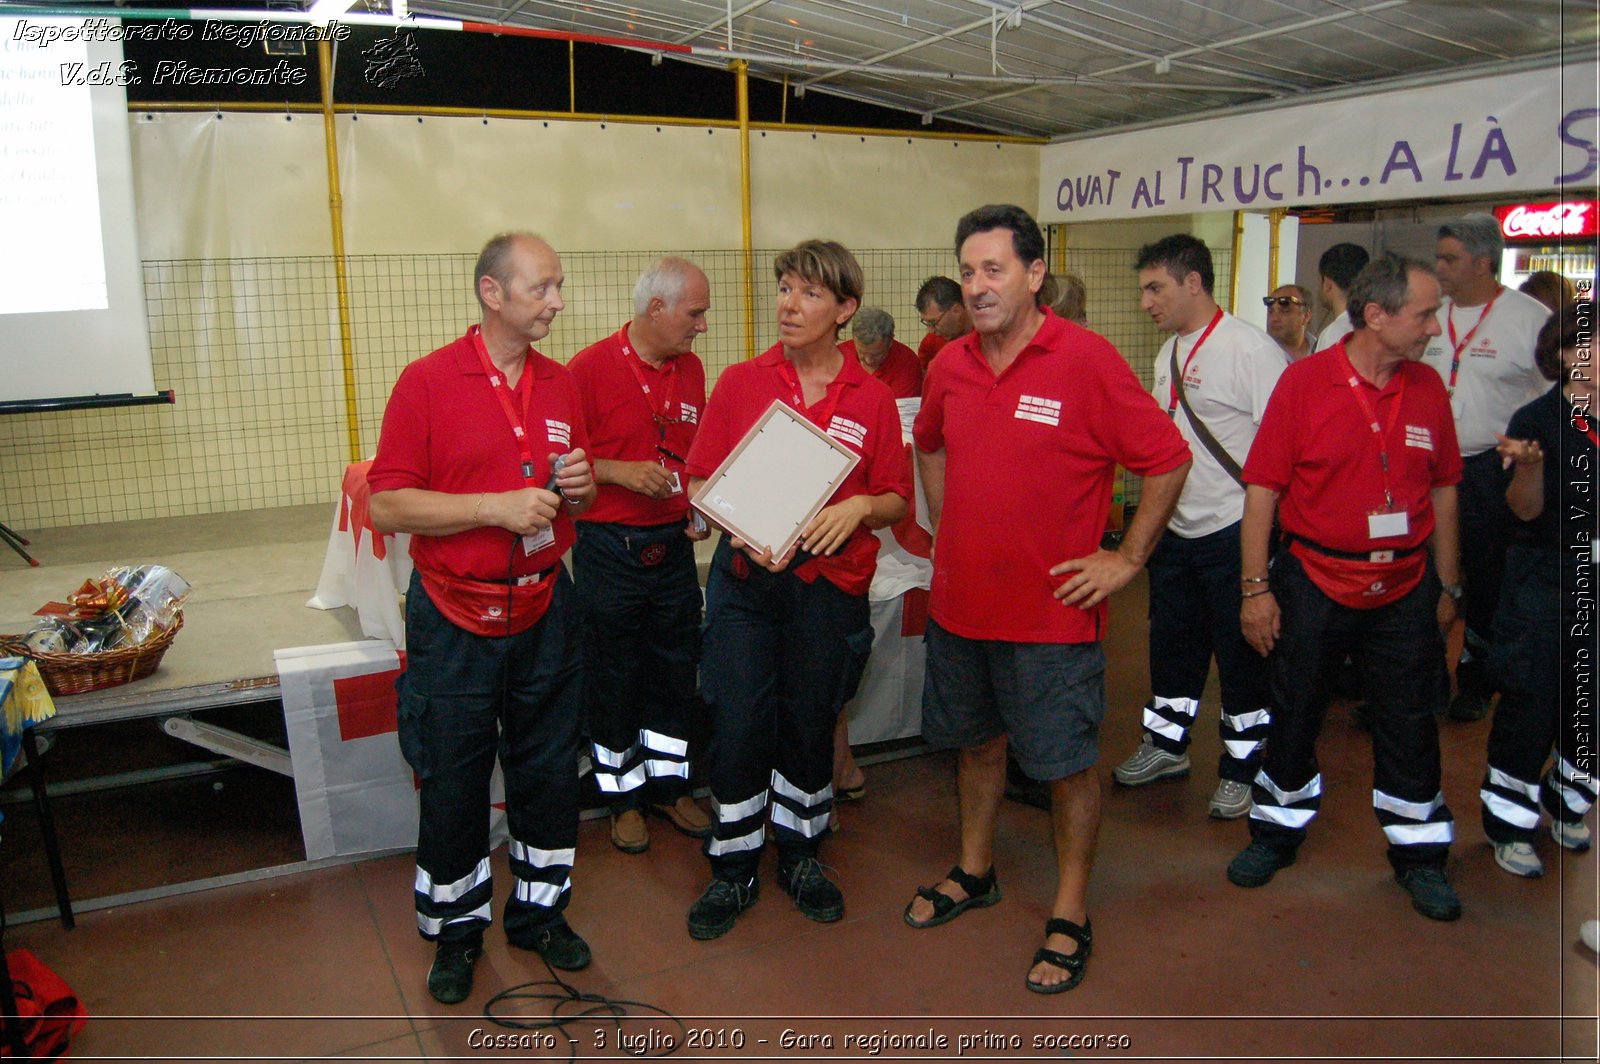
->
xmin=1150 ymin=311 xmax=1286 ymax=539
xmin=1314 ymin=309 xmax=1353 ymax=355
xmin=1419 ymin=286 xmax=1549 ymax=456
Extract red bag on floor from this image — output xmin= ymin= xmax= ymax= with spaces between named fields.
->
xmin=1 ymin=948 xmax=87 ymax=1060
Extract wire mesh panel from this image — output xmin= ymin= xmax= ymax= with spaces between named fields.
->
xmin=0 ymin=245 xmax=1230 ymax=529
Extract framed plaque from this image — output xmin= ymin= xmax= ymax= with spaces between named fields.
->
xmin=691 ymin=399 xmax=861 ymax=559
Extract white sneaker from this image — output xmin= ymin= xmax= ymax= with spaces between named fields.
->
xmin=1492 ymin=840 xmax=1544 ymax=878
xmin=1208 ymin=779 xmax=1252 ymax=819
xmin=1581 ymin=921 xmax=1600 ymax=954
xmin=1112 ymin=738 xmax=1191 ymax=786
xmin=1551 ymin=817 xmax=1592 ymax=852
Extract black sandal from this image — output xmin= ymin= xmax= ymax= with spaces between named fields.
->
xmin=903 ymin=865 xmax=1001 ymax=929
xmin=1026 ymin=916 xmax=1092 ymax=994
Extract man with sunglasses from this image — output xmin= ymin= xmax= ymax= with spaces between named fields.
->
xmin=1112 ymin=234 xmax=1286 ymax=821
xmin=1265 ymin=285 xmax=1314 ymax=362
xmin=568 ymin=257 xmax=714 ymax=855
xmin=914 ymin=275 xmax=971 ymax=371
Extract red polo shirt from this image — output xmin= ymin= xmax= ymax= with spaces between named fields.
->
xmin=918 ymin=332 xmax=950 ymax=370
xmin=368 ymin=328 xmax=590 ymax=582
xmin=568 ymin=324 xmax=706 ymax=527
xmin=842 ymin=338 xmax=924 ymax=399
xmin=1243 ymin=341 xmax=1461 ymax=603
xmin=686 ymin=344 xmax=912 ymax=596
xmin=915 ymin=310 xmax=1191 ymax=643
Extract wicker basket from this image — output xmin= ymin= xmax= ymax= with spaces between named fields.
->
xmin=0 ymin=612 xmax=184 ymax=697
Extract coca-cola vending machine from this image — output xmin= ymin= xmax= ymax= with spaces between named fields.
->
xmin=1493 ymin=199 xmax=1598 ymax=294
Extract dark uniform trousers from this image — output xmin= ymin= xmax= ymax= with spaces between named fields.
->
xmin=573 ymin=520 xmax=702 ymax=811
xmin=1481 ymin=546 xmax=1597 ymax=842
xmin=1458 ymin=448 xmax=1512 ymax=662
xmin=1144 ymin=520 xmax=1273 ymax=782
xmin=699 ymin=536 xmax=873 ymax=882
xmin=1248 ymin=550 xmax=1455 ymax=873
xmin=396 ymin=567 xmax=581 ymax=947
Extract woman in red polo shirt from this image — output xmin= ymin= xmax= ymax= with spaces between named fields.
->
xmin=682 ymin=240 xmax=911 ymax=940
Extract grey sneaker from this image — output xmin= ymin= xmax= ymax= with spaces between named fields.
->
xmin=1492 ymin=840 xmax=1544 ymax=878
xmin=1112 ymin=738 xmax=1191 ymax=786
xmin=1551 ymin=817 xmax=1592 ymax=852
xmin=1208 ymin=779 xmax=1252 ymax=819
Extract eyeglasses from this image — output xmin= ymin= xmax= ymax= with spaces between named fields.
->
xmin=1262 ymin=296 xmax=1305 ymax=309
xmin=919 ymin=305 xmax=950 ymax=330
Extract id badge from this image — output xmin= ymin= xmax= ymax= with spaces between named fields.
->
xmin=1368 ymin=511 xmax=1409 ymax=539
xmin=1450 ymin=396 xmax=1464 ymax=419
xmin=522 ymin=526 xmax=556 ymax=555
xmin=666 ymin=469 xmax=683 ymax=496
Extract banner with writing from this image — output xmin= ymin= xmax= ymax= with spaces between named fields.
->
xmin=1040 ymin=62 xmax=1598 ymax=222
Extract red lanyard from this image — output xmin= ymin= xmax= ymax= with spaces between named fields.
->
xmin=1339 ymin=349 xmax=1407 ymax=511
xmin=1443 ymin=287 xmax=1501 ymax=395
xmin=776 ymin=356 xmax=847 ymax=433
xmin=469 ymin=325 xmax=540 ymax=484
xmin=1166 ymin=308 xmax=1224 ymax=416
xmin=618 ymin=328 xmax=679 ymax=436
xmin=1574 ymin=411 xmax=1600 ymax=449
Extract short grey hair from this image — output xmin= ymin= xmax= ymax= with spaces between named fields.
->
xmin=474 ymin=231 xmax=542 ymax=308
xmin=632 ymin=256 xmax=704 ymax=317
xmin=850 ymin=306 xmax=895 ymax=345
xmin=1347 ymin=252 xmax=1434 ymax=330
xmin=1437 ymin=213 xmax=1504 ymax=273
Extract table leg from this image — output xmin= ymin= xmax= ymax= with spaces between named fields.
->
xmin=0 ymin=892 xmax=31 ymax=1058
xmin=19 ymin=730 xmax=73 ymax=930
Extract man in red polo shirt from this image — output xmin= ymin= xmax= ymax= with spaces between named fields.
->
xmin=568 ymin=257 xmax=713 ymax=855
xmin=369 ymin=232 xmax=598 ymax=1004
xmin=1229 ymin=253 xmax=1466 ymax=922
xmin=841 ymin=306 xmax=923 ymax=399
xmin=906 ymin=205 xmax=1190 ymax=994
xmin=914 ymin=275 xmax=970 ymax=371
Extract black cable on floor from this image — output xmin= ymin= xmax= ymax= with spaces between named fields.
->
xmin=483 ymin=955 xmax=685 ymax=1061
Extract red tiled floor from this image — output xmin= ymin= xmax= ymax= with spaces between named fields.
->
xmin=3 ymin=577 xmax=1595 ymax=1060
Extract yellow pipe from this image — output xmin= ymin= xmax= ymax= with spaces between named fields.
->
xmin=1229 ymin=210 xmax=1245 ymax=314
xmin=568 ymin=41 xmax=576 ymax=113
xmin=736 ymin=60 xmax=756 ymax=361
xmin=127 ymin=100 xmax=1046 ymax=142
xmin=318 ymin=39 xmax=362 ymax=464
xmin=1267 ymin=208 xmax=1286 ymax=289
xmin=1051 ymin=223 xmax=1067 ymax=276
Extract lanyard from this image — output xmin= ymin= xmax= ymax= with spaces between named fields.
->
xmin=469 ymin=325 xmax=540 ymax=484
xmin=1339 ymin=349 xmax=1407 ymax=511
xmin=618 ymin=328 xmax=679 ymax=438
xmin=776 ymin=356 xmax=848 ymax=434
xmin=1166 ymin=308 xmax=1224 ymax=416
xmin=1443 ymin=287 xmax=1501 ymax=395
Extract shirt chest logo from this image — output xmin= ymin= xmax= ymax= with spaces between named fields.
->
xmin=1404 ymin=425 xmax=1433 ymax=451
xmin=679 ymin=403 xmax=699 ymax=425
xmin=545 ymin=419 xmax=571 ymax=447
xmin=1014 ymin=394 xmax=1062 ymax=427
xmin=827 ymin=415 xmax=867 ymax=449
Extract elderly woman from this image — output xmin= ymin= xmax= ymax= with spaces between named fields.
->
xmin=683 ymin=240 xmax=911 ymax=939
xmin=1479 ymin=300 xmax=1597 ymax=878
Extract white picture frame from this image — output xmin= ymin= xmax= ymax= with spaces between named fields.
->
xmin=690 ymin=399 xmax=862 ymax=559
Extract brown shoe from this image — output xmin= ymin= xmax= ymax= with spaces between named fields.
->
xmin=609 ymin=809 xmax=649 ymax=853
xmin=650 ymin=795 xmax=712 ymax=838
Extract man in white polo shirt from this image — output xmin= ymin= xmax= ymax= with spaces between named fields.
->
xmin=1111 ymin=235 xmax=1285 ymax=820
xmin=1419 ymin=213 xmax=1549 ymax=721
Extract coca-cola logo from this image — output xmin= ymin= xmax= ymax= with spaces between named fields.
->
xmin=1497 ymin=202 xmax=1597 ymax=239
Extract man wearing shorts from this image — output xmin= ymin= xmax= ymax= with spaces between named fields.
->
xmin=906 ymin=204 xmax=1191 ymax=993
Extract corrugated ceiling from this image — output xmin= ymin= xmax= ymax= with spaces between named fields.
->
xmin=407 ymin=0 xmax=1598 ymax=137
